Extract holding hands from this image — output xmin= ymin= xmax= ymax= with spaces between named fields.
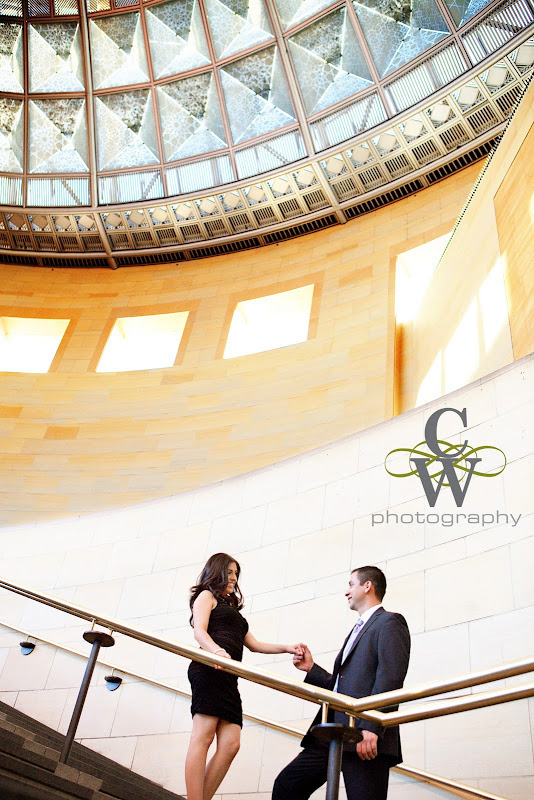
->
xmin=292 ymin=644 xmax=314 ymax=672
xmin=287 ymin=642 xmax=307 ymax=658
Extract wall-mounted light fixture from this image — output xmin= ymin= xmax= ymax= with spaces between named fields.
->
xmin=20 ymin=639 xmax=35 ymax=655
xmin=104 ymin=669 xmax=122 ymax=691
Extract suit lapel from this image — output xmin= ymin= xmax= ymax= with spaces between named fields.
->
xmin=332 ymin=625 xmax=356 ymax=678
xmin=341 ymin=607 xmax=385 ymax=665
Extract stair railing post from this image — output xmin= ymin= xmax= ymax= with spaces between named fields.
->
xmin=311 ymin=713 xmax=364 ymax=800
xmin=59 ymin=630 xmax=115 ymax=764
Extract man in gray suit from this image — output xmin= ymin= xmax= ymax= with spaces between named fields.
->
xmin=272 ymin=566 xmax=410 ymax=800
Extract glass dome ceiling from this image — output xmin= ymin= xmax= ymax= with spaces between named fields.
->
xmin=0 ymin=0 xmax=532 ymax=264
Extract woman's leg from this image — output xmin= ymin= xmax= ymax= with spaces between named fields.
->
xmin=185 ymin=714 xmax=218 ymax=800
xmin=202 ymin=719 xmax=241 ymax=800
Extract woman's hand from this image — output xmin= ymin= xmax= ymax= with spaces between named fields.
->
xmin=213 ymin=649 xmax=231 ymax=670
xmin=286 ymin=643 xmax=307 ymax=658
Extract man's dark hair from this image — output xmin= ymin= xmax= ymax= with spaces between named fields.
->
xmin=352 ymin=565 xmax=387 ymax=601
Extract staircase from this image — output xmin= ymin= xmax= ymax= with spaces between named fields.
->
xmin=0 ymin=699 xmax=185 ymax=800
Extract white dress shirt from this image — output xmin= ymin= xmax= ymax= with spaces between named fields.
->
xmin=333 ymin=604 xmax=382 ymax=692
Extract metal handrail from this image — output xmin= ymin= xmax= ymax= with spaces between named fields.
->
xmin=1 ymin=575 xmax=534 ymax=728
xmin=0 ymin=616 xmax=510 ymax=800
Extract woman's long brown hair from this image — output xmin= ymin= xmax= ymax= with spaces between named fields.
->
xmin=189 ymin=552 xmax=244 ymax=625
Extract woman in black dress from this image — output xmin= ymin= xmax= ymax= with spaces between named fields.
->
xmin=185 ymin=552 xmax=304 ymax=800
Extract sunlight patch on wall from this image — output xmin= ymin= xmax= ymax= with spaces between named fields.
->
xmin=96 ymin=311 xmax=189 ymax=372
xmin=395 ymin=233 xmax=450 ymax=323
xmin=415 ymin=258 xmax=510 ymax=407
xmin=0 ymin=317 xmax=70 ymax=373
xmin=223 ymin=284 xmax=314 ymax=359
xmin=479 ymin=259 xmax=509 ymax=353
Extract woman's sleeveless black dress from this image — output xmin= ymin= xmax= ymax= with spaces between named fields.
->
xmin=188 ymin=599 xmax=249 ymax=727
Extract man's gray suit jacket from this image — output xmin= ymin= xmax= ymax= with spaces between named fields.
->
xmin=301 ymin=607 xmax=411 ymax=764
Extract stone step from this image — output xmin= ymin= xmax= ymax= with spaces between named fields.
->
xmin=0 ymin=700 xmax=184 ymax=800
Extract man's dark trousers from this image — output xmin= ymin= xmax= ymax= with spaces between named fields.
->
xmin=272 ymin=744 xmax=391 ymax=800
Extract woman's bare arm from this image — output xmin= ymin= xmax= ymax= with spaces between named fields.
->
xmin=244 ymin=631 xmax=305 ymax=656
xmin=192 ymin=590 xmax=230 ymax=660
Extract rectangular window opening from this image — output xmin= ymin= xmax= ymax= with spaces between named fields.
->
xmin=0 ymin=317 xmax=70 ymax=373
xmin=96 ymin=311 xmax=189 ymax=372
xmin=223 ymin=284 xmax=315 ymax=359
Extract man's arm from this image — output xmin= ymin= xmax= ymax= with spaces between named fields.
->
xmin=293 ymin=646 xmax=334 ymax=690
xmin=359 ymin=615 xmax=411 ymax=737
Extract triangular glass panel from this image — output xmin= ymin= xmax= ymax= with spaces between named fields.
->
xmin=28 ymin=98 xmax=88 ymax=173
xmin=90 ymin=12 xmax=149 ymax=90
xmin=95 ymin=90 xmax=159 ymax=170
xmin=353 ymin=0 xmax=449 ymax=77
xmin=29 ymin=23 xmax=84 ymax=92
xmin=204 ymin=0 xmax=273 ymax=59
xmin=157 ymin=72 xmax=227 ymax=161
xmin=221 ymin=46 xmax=295 ymax=143
xmin=0 ymin=23 xmax=24 ymax=93
xmin=146 ymin=0 xmax=210 ymax=79
xmin=0 ymin=97 xmax=23 ymax=173
xmin=273 ymin=0 xmax=338 ymax=30
xmin=289 ymin=8 xmax=372 ymax=114
xmin=442 ymin=0 xmax=491 ymax=26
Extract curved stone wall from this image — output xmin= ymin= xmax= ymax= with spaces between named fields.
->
xmin=0 ymin=162 xmax=480 ymax=527
xmin=0 ymin=353 xmax=533 ymax=799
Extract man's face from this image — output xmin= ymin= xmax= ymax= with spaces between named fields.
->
xmin=345 ymin=572 xmax=368 ymax=612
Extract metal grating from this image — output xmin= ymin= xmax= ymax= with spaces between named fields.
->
xmin=59 ymin=235 xmax=79 ymax=251
xmin=182 ymin=224 xmax=205 ymax=242
xmin=28 ymin=0 xmax=50 ymax=14
xmin=99 ymin=172 xmax=164 ymax=205
xmin=438 ymin=123 xmax=470 ymax=151
xmin=278 ymin=198 xmax=304 ymax=219
xmin=253 ymin=207 xmax=279 ymax=226
xmin=155 ymin=228 xmax=181 ymax=245
xmin=0 ymin=253 xmax=39 ymax=265
xmin=41 ymin=256 xmax=109 ymax=267
xmin=0 ymin=177 xmax=23 ymax=206
xmin=412 ymin=139 xmax=442 ymax=165
xmin=54 ymin=0 xmax=77 ymax=13
xmin=359 ymin=166 xmax=387 ymax=189
xmin=12 ymin=232 xmax=33 ymax=249
xmin=189 ymin=239 xmax=261 ymax=258
xmin=235 ymin=132 xmax=306 ymax=180
xmin=383 ymin=153 xmax=413 ymax=179
xmin=425 ymin=140 xmax=497 ymax=183
xmin=116 ymin=251 xmax=188 ymax=266
xmin=465 ymin=104 xmax=501 ymax=133
xmin=229 ymin=213 xmax=253 ymax=232
xmin=263 ymin=215 xmax=338 ymax=243
xmin=310 ymin=93 xmax=386 ymax=150
xmin=109 ymin=232 xmax=131 ymax=249
xmin=332 ymin=176 xmax=360 ymax=201
xmin=344 ymin=180 xmax=424 ymax=219
xmin=82 ymin=235 xmax=104 ymax=252
xmin=132 ymin=230 xmax=155 ymax=247
xmin=494 ymin=84 xmax=524 ymax=113
xmin=27 ymin=179 xmax=90 ymax=208
xmin=462 ymin=0 xmax=534 ymax=64
xmin=205 ymin=218 xmax=228 ymax=237
xmin=386 ymin=45 xmax=466 ymax=113
xmin=34 ymin=235 xmax=56 ymax=251
xmin=303 ymin=190 xmax=329 ymax=211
